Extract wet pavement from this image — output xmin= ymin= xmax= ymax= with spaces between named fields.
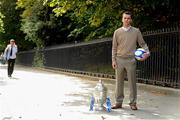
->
xmin=0 ymin=64 xmax=180 ymax=120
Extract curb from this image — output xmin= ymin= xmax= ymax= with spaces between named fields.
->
xmin=34 ymin=66 xmax=180 ymax=97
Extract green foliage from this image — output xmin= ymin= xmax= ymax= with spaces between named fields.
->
xmin=16 ymin=0 xmax=74 ymax=47
xmin=49 ymin=0 xmax=179 ymax=41
xmin=0 ymin=0 xmax=34 ymax=51
xmin=48 ymin=0 xmax=122 ymax=41
xmin=0 ymin=12 xmax=4 ymax=33
xmin=16 ymin=0 xmax=44 ymax=48
xmin=1 ymin=0 xmax=179 ymax=50
xmin=32 ymin=49 xmax=45 ymax=67
xmin=0 ymin=11 xmax=5 ymax=51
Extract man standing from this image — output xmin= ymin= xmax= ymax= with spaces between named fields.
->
xmin=4 ymin=39 xmax=18 ymax=77
xmin=112 ymin=11 xmax=150 ymax=110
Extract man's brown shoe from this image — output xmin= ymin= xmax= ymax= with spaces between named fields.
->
xmin=130 ymin=104 xmax=138 ymax=110
xmin=112 ymin=103 xmax=122 ymax=109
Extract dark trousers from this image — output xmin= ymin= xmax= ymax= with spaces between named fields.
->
xmin=8 ymin=59 xmax=16 ymax=76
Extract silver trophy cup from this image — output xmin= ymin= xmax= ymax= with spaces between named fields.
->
xmin=93 ymin=80 xmax=107 ymax=111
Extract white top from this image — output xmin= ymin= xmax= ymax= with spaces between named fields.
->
xmin=122 ymin=26 xmax=131 ymax=31
xmin=4 ymin=44 xmax=18 ymax=60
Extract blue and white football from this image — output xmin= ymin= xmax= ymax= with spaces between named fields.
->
xmin=134 ymin=48 xmax=146 ymax=60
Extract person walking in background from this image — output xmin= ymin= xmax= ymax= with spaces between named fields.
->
xmin=4 ymin=39 xmax=18 ymax=77
xmin=111 ymin=11 xmax=150 ymax=110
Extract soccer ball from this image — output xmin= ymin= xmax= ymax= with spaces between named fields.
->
xmin=134 ymin=48 xmax=146 ymax=60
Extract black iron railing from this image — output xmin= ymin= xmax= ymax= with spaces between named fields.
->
xmin=17 ymin=28 xmax=180 ymax=88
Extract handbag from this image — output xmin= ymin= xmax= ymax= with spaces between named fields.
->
xmin=0 ymin=53 xmax=7 ymax=64
xmin=0 ymin=57 xmax=6 ymax=64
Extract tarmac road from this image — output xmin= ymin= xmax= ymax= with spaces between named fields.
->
xmin=0 ymin=64 xmax=180 ymax=120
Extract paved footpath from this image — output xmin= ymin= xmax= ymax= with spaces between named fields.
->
xmin=0 ymin=64 xmax=180 ymax=120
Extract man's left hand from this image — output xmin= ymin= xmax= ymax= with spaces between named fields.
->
xmin=139 ymin=52 xmax=150 ymax=61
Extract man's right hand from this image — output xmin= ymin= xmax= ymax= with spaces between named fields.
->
xmin=112 ymin=61 xmax=117 ymax=69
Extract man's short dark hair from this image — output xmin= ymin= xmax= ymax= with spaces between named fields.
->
xmin=123 ymin=11 xmax=133 ymax=18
